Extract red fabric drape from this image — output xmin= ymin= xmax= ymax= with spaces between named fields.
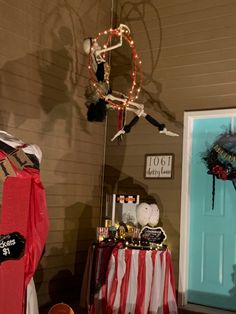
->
xmin=0 ymin=151 xmax=49 ymax=314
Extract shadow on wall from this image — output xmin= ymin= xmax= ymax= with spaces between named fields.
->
xmin=39 ymin=149 xmax=100 ymax=311
xmin=44 ymin=198 xmax=96 ymax=312
xmin=0 ymin=1 xmax=88 ymax=140
xmin=111 ymin=0 xmax=183 ymax=130
xmin=38 ymin=25 xmax=88 ymax=137
xmin=39 ymin=26 xmax=74 ymax=114
xmin=37 ymin=0 xmax=88 ymax=137
xmin=37 ymin=0 xmax=110 ymax=138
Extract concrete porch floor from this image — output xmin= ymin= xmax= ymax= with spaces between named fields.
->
xmin=39 ymin=301 xmax=235 ymax=314
xmin=178 ymin=304 xmax=236 ymax=314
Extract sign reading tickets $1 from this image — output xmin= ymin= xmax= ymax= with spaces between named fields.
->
xmin=0 ymin=232 xmax=25 ymax=263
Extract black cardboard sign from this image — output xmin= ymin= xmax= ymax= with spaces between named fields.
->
xmin=0 ymin=232 xmax=26 ymax=263
xmin=140 ymin=226 xmax=167 ymax=246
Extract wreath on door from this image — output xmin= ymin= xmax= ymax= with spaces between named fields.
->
xmin=202 ymin=132 xmax=236 ymax=209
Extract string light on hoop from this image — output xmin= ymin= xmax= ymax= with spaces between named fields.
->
xmin=87 ymin=26 xmax=143 ymax=110
xmin=84 ymin=24 xmax=179 ymax=140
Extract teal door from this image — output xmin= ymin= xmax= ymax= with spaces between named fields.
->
xmin=188 ymin=117 xmax=236 ymax=311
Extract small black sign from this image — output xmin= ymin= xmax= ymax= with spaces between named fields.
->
xmin=0 ymin=232 xmax=25 ymax=263
xmin=140 ymin=226 xmax=167 ymax=246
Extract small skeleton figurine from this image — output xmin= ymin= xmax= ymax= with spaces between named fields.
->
xmin=83 ymin=24 xmax=178 ymax=140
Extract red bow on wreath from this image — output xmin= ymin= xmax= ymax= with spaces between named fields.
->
xmin=212 ymin=165 xmax=228 ymax=180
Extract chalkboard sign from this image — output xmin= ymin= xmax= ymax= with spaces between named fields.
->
xmin=0 ymin=232 xmax=25 ymax=263
xmin=140 ymin=226 xmax=167 ymax=246
xmin=145 ymin=154 xmax=174 ymax=179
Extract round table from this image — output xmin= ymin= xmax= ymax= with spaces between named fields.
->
xmin=81 ymin=244 xmax=178 ymax=314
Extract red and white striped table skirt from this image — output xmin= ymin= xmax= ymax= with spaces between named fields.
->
xmin=89 ymin=247 xmax=178 ymax=314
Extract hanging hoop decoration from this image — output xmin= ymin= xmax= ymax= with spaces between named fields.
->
xmin=87 ymin=24 xmax=143 ymax=110
xmin=83 ymin=24 xmax=178 ymax=139
xmin=202 ymin=132 xmax=236 ymax=209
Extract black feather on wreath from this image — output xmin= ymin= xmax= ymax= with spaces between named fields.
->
xmin=202 ymin=132 xmax=236 ymax=209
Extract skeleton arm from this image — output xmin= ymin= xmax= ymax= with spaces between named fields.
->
xmin=94 ymin=24 xmax=131 ymax=64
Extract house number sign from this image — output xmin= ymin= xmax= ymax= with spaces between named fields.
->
xmin=145 ymin=154 xmax=174 ymax=179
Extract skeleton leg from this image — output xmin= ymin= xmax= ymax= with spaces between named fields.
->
xmin=106 ymin=94 xmax=179 ymax=140
xmin=111 ymin=112 xmax=179 ymax=141
xmin=143 ymin=114 xmax=179 ymax=136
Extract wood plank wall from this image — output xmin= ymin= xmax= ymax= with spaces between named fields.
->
xmin=105 ymin=0 xmax=236 ymax=285
xmin=0 ymin=0 xmax=111 ymax=307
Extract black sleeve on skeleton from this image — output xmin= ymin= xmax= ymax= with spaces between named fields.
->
xmin=123 ymin=115 xmax=140 ymax=133
xmin=144 ymin=114 xmax=165 ymax=131
xmin=121 ymin=113 xmax=165 ymax=135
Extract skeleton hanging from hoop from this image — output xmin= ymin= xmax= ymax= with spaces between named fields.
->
xmin=83 ymin=24 xmax=178 ymax=141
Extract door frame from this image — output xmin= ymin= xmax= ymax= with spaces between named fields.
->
xmin=178 ymin=108 xmax=236 ymax=306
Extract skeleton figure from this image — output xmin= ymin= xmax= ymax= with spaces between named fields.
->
xmin=83 ymin=24 xmax=178 ymax=140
